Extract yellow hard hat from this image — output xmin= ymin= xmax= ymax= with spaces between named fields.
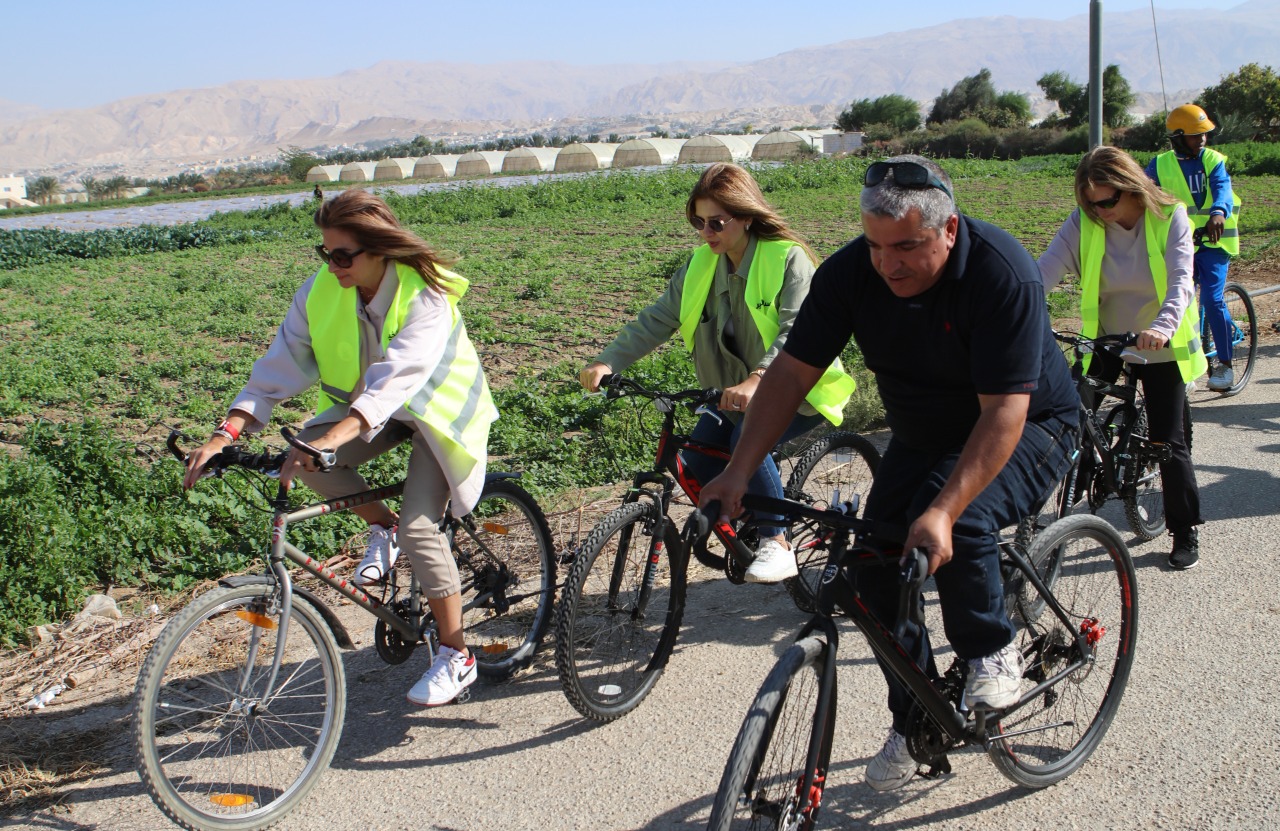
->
xmin=1166 ymin=104 xmax=1215 ymax=136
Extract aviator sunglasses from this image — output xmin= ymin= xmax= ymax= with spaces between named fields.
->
xmin=690 ymin=215 xmax=736 ymax=233
xmin=864 ymin=161 xmax=953 ymax=199
xmin=315 ymin=244 xmax=366 ymax=269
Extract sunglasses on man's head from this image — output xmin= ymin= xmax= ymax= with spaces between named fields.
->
xmin=315 ymin=244 xmax=365 ymax=269
xmin=863 ymin=161 xmax=953 ymax=199
xmin=1087 ymin=193 xmax=1124 ymax=210
xmin=690 ymin=215 xmax=735 ymax=233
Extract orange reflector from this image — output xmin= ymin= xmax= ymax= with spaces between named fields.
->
xmin=235 ymin=610 xmax=277 ymax=630
xmin=481 ymin=642 xmax=509 ymax=654
xmin=210 ymin=793 xmax=254 ymax=807
xmin=482 ymin=521 xmax=509 ymax=535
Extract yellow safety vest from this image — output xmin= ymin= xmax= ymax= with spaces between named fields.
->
xmin=677 ymin=239 xmax=855 ymax=425
xmin=1078 ymin=211 xmax=1208 ymax=383
xmin=1155 ymin=148 xmax=1241 ymax=256
xmin=306 ymin=262 xmax=498 ymax=482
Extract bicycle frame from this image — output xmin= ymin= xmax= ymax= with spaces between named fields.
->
xmin=733 ymin=494 xmax=1104 ymax=819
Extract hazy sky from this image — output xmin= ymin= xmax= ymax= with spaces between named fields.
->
xmin=5 ymin=0 xmax=1244 ymax=109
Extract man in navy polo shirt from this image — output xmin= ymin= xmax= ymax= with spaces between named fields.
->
xmin=700 ymin=154 xmax=1079 ymax=792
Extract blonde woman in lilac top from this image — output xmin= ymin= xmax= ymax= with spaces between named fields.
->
xmin=1037 ymin=146 xmax=1206 ymax=570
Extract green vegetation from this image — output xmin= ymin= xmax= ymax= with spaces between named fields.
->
xmin=2 ymin=154 xmax=1279 ymax=645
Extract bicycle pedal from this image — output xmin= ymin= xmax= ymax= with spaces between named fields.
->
xmin=449 ymin=688 xmax=473 ymax=705
xmin=918 ymin=756 xmax=952 ymax=779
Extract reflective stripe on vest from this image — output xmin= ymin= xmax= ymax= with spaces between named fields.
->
xmin=678 ymin=240 xmax=855 ymax=425
xmin=1155 ymin=148 xmax=1241 ymax=256
xmin=306 ymin=262 xmax=498 ymax=478
xmin=1078 ymin=211 xmax=1208 ymax=383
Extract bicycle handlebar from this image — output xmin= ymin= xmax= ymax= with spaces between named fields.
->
xmin=166 ymin=428 xmax=288 ymax=476
xmin=598 ymin=374 xmax=722 ymax=410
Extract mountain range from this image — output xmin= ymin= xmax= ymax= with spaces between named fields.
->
xmin=6 ymin=0 xmax=1279 ymax=178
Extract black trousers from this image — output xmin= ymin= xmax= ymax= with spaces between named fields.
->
xmin=1086 ymin=351 xmax=1203 ymax=534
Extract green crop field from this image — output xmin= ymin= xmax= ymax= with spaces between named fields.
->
xmin=2 ymin=154 xmax=1278 ymax=644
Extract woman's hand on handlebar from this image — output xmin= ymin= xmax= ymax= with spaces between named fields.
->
xmin=719 ymin=375 xmax=761 ymax=414
xmin=579 ymin=362 xmax=613 ymax=392
xmin=182 ymin=438 xmax=230 ymax=490
xmin=1134 ymin=328 xmax=1169 ymax=352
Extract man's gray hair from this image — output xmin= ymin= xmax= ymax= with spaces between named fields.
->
xmin=859 ymin=155 xmax=957 ymax=230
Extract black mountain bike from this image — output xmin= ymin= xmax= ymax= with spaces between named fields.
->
xmin=703 ymin=496 xmax=1137 ymax=830
xmin=1018 ymin=331 xmax=1180 ymax=549
xmin=134 ymin=428 xmax=556 ymax=831
xmin=554 ymin=375 xmax=878 ymax=722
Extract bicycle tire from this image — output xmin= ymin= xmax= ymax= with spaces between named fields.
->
xmin=1119 ymin=407 xmax=1166 ymax=541
xmin=1207 ymin=282 xmax=1257 ymax=397
xmin=989 ymin=514 xmax=1138 ymax=789
xmin=783 ymin=432 xmax=880 ymax=614
xmin=134 ymin=584 xmax=345 ymax=831
xmin=456 ymin=478 xmax=557 ymax=680
xmin=707 ymin=636 xmax=835 ymax=831
xmin=554 ymin=500 xmax=686 ymax=721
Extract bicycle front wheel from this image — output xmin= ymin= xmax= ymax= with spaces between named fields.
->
xmin=708 ymin=636 xmax=834 ymax=831
xmin=1209 ymin=282 xmax=1257 ymax=396
xmin=989 ymin=514 xmax=1137 ymax=789
xmin=134 ymin=584 xmax=345 ymax=831
xmin=456 ymin=478 xmax=557 ymax=680
xmin=554 ymin=500 xmax=686 ymax=721
xmin=1120 ymin=407 xmax=1166 ymax=541
xmin=783 ymin=432 xmax=879 ymax=613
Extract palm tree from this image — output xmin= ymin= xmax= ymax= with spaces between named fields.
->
xmin=102 ymin=175 xmax=129 ymax=200
xmin=27 ymin=175 xmax=61 ymax=205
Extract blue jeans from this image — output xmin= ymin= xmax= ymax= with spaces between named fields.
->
xmin=856 ymin=414 xmax=1078 ymax=734
xmin=682 ymin=409 xmax=826 ymax=538
xmin=1196 ymin=246 xmax=1232 ymax=365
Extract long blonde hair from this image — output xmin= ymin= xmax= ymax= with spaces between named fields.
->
xmin=1073 ymin=146 xmax=1181 ymax=226
xmin=314 ymin=189 xmax=456 ymax=293
xmin=685 ymin=163 xmax=818 ymax=264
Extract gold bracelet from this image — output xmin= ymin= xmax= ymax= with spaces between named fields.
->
xmin=749 ymin=367 xmax=767 ymax=379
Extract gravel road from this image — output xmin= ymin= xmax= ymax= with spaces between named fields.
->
xmin=9 ymin=348 xmax=1280 ymax=831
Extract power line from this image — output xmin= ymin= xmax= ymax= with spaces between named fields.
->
xmin=1150 ymin=0 xmax=1169 ymax=112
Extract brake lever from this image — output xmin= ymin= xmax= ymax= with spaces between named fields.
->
xmin=280 ymin=426 xmax=337 ymax=471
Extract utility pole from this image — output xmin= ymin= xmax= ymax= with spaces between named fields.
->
xmin=1089 ymin=0 xmax=1104 ymax=148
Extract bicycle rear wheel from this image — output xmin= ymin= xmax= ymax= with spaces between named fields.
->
xmin=554 ymin=500 xmax=686 ymax=721
xmin=134 ymin=584 xmax=345 ymax=831
xmin=456 ymin=478 xmax=557 ymax=680
xmin=1207 ymin=282 xmax=1257 ymax=396
xmin=783 ymin=432 xmax=880 ymax=613
xmin=708 ymin=636 xmax=834 ymax=831
xmin=989 ymin=514 xmax=1137 ymax=789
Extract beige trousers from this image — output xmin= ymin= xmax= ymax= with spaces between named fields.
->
xmin=297 ymin=417 xmax=459 ymax=598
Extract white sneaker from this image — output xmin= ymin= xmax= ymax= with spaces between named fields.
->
xmin=865 ymin=729 xmax=916 ymax=791
xmin=353 ymin=524 xmax=399 ymax=586
xmin=966 ymin=641 xmax=1023 ymax=709
xmin=1207 ymin=364 xmax=1234 ymax=392
xmin=406 ymin=645 xmax=477 ymax=707
xmin=744 ymin=538 xmax=799 ymax=583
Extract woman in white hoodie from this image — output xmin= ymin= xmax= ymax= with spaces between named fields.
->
xmin=182 ymin=189 xmax=498 ymax=706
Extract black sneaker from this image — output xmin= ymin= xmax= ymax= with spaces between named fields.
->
xmin=1168 ymin=528 xmax=1200 ymax=570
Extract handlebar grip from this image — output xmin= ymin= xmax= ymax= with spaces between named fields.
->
xmin=281 ymin=426 xmax=337 ymax=471
xmin=893 ymin=548 xmax=930 ymax=641
xmin=681 ymin=500 xmax=719 ymax=552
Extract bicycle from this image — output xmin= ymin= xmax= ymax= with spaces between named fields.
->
xmin=704 ymin=496 xmax=1137 ymax=829
xmin=1193 ymin=228 xmax=1257 ymax=397
xmin=133 ymin=427 xmax=556 ymax=831
xmin=1017 ymin=330 xmax=1178 ymax=549
xmin=553 ymin=374 xmax=878 ymax=722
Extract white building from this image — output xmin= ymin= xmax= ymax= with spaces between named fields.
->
xmin=0 ymin=175 xmax=34 ymax=209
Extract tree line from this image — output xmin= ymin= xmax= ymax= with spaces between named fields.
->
xmin=835 ymin=61 xmax=1280 ymax=158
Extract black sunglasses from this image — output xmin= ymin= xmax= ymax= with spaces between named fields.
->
xmin=1087 ymin=193 xmax=1124 ymax=211
xmin=691 ymin=215 xmax=735 ymax=233
xmin=864 ymin=161 xmax=953 ymax=199
xmin=315 ymin=244 xmax=365 ymax=269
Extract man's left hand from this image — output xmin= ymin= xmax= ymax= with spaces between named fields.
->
xmin=1205 ymin=214 xmax=1225 ymax=244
